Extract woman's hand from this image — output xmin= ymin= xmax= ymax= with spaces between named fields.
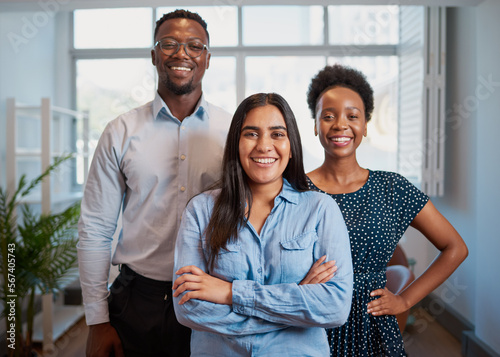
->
xmin=173 ymin=265 xmax=233 ymax=305
xmin=299 ymin=255 xmax=337 ymax=285
xmin=367 ymin=287 xmax=409 ymax=316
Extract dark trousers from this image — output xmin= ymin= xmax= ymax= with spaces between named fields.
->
xmin=108 ymin=265 xmax=191 ymax=357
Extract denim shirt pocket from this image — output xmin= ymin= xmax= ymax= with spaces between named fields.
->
xmin=211 ymin=242 xmax=243 ymax=280
xmin=280 ymin=231 xmax=318 ymax=283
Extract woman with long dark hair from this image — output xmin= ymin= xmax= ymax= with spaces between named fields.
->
xmin=172 ymin=93 xmax=353 ymax=356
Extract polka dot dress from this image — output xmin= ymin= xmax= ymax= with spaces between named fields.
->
xmin=307 ymin=170 xmax=429 ymax=357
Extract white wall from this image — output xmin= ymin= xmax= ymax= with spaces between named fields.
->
xmin=0 ymin=10 xmax=58 ymax=187
xmin=440 ymin=2 xmax=500 ymax=351
xmin=473 ymin=0 xmax=500 ymax=352
xmin=0 ymin=9 xmax=74 ymax=194
xmin=433 ymin=3 xmax=478 ymax=324
xmin=403 ymin=1 xmax=500 ymax=353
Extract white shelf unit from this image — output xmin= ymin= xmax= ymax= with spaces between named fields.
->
xmin=6 ymin=97 xmax=89 ymax=354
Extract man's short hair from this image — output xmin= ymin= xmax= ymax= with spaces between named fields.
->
xmin=154 ymin=9 xmax=210 ymax=45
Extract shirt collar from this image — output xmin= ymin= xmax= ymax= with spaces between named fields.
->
xmin=275 ymin=179 xmax=300 ymax=206
xmin=152 ymin=92 xmax=208 ymax=122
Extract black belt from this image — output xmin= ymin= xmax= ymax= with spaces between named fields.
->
xmin=120 ymin=264 xmax=172 ymax=289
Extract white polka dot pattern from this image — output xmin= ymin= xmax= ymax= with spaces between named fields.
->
xmin=307 ymin=170 xmax=429 ymax=357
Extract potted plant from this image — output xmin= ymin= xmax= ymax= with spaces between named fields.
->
xmin=0 ymin=155 xmax=81 ymax=357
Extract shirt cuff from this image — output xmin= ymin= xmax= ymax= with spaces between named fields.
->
xmin=83 ymin=298 xmax=110 ymax=325
xmin=231 ymin=280 xmax=256 ymax=316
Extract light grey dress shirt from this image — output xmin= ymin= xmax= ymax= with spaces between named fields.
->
xmin=77 ymin=92 xmax=230 ymax=325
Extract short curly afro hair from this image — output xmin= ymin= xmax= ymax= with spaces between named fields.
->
xmin=155 ymin=9 xmax=209 ymax=45
xmin=307 ymin=64 xmax=374 ymax=122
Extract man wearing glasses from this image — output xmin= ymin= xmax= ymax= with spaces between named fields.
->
xmin=77 ymin=9 xmax=231 ymax=357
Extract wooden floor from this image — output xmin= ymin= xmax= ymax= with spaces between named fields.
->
xmin=33 ymin=317 xmax=87 ymax=357
xmin=33 ymin=307 xmax=462 ymax=357
xmin=404 ymin=307 xmax=463 ymax=357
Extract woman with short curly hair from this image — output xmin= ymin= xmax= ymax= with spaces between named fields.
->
xmin=306 ymin=63 xmax=468 ymax=356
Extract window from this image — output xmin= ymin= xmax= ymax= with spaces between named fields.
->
xmin=242 ymin=6 xmax=324 ymax=46
xmin=328 ymin=6 xmax=399 ymax=45
xmin=76 ymin=59 xmax=155 ymax=136
xmin=72 ymin=4 xmax=445 ymax=192
xmin=74 ymin=8 xmax=153 ymax=49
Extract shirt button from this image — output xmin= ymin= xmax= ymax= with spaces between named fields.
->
xmin=181 ymin=126 xmax=186 ymax=130
xmin=180 ymin=154 xmax=186 ymax=160
xmin=180 ymin=186 xmax=186 ymax=192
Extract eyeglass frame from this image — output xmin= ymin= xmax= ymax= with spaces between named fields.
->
xmin=154 ymin=38 xmax=210 ymax=59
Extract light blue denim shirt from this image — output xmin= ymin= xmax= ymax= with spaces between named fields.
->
xmin=173 ymin=179 xmax=353 ymax=356
xmin=77 ymin=92 xmax=230 ymax=325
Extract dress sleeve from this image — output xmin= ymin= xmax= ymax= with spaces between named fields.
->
xmin=391 ymin=172 xmax=430 ymax=236
xmin=231 ymin=196 xmax=353 ymax=328
xmin=77 ymin=122 xmax=126 ymax=325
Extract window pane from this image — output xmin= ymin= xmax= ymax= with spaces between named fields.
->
xmin=328 ymin=6 xmax=399 ymax=45
xmin=203 ymin=57 xmax=237 ymax=114
xmin=246 ymin=56 xmax=326 ymax=172
xmin=328 ymin=56 xmax=399 ymax=171
xmin=76 ymin=58 xmax=155 ymax=183
xmin=157 ymin=6 xmax=238 ymax=47
xmin=243 ymin=6 xmax=324 ymax=46
xmin=74 ymin=8 xmax=153 ymax=49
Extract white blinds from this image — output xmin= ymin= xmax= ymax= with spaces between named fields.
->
xmin=398 ymin=6 xmax=446 ymax=196
xmin=422 ymin=7 xmax=446 ymax=197
xmin=398 ymin=6 xmax=425 ymax=187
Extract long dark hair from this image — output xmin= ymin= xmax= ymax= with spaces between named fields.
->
xmin=205 ymin=93 xmax=308 ymax=269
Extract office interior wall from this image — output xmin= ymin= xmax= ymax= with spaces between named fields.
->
xmin=473 ymin=0 xmax=500 ymax=352
xmin=0 ymin=10 xmax=58 ymax=186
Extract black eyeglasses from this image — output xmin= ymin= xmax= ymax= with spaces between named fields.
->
xmin=154 ymin=39 xmax=209 ymax=59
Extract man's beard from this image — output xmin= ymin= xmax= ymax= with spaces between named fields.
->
xmin=160 ymin=73 xmax=195 ymax=96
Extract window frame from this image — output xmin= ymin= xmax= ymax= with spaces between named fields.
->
xmin=70 ymin=4 xmax=445 ymax=195
xmin=70 ymin=6 xmax=398 ymax=106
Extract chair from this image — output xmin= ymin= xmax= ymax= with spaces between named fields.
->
xmin=388 ymin=244 xmax=410 ymax=267
xmin=386 ymin=245 xmax=415 ymax=332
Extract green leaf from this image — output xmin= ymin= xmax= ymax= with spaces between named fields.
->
xmin=0 ymin=154 xmax=81 ymax=354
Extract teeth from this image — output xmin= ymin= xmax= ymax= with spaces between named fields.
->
xmin=253 ymin=158 xmax=277 ymax=164
xmin=171 ymin=66 xmax=191 ymax=71
xmin=332 ymin=137 xmax=351 ymax=142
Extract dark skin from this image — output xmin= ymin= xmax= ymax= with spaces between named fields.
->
xmin=308 ymin=86 xmax=468 ymax=318
xmin=85 ymin=322 xmax=124 ymax=357
xmin=151 ymin=18 xmax=211 ymax=121
xmin=85 ymin=17 xmax=211 ymax=357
